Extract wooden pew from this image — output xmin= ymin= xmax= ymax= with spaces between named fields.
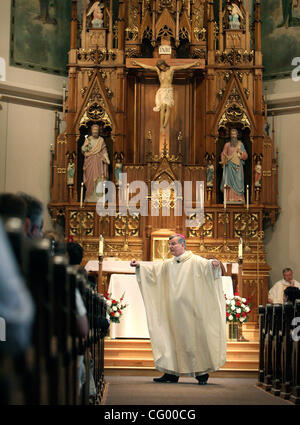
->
xmin=2 ymin=219 xmax=107 ymax=405
xmin=257 ymin=305 xmax=265 ymax=386
xmin=2 ymin=218 xmax=31 ymax=404
xmin=280 ymin=301 xmax=294 ymax=399
xmin=67 ymin=267 xmax=80 ymax=405
xmin=263 ymin=304 xmax=273 ymax=391
xmin=290 ymin=299 xmax=300 ymax=404
xmin=77 ymin=272 xmax=90 ymax=405
xmin=27 ymin=238 xmax=53 ymax=404
xmin=51 ymin=255 xmax=69 ymax=404
xmin=271 ymin=304 xmax=283 ymax=395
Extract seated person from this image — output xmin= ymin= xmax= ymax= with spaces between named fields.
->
xmin=17 ymin=192 xmax=44 ymax=239
xmin=0 ymin=193 xmax=27 ymax=224
xmin=283 ymin=286 xmax=300 ymax=306
xmin=268 ymin=267 xmax=300 ymax=304
xmin=66 ymin=242 xmax=110 ymax=334
xmin=0 ymin=191 xmax=44 ymax=244
xmin=44 ymin=230 xmax=65 ymax=255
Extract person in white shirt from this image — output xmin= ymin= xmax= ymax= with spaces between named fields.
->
xmin=268 ymin=267 xmax=300 ymax=304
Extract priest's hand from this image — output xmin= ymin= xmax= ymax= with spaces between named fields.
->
xmin=130 ymin=259 xmax=140 ymax=268
xmin=211 ymin=260 xmax=220 ymax=269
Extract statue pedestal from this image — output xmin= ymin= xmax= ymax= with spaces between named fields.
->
xmin=86 ymin=28 xmax=107 ymax=49
xmin=224 ymin=29 xmax=246 ymax=50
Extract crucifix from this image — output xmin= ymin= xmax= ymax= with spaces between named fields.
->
xmin=126 ymin=58 xmax=204 ymax=144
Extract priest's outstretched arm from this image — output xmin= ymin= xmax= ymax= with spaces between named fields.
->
xmin=130 ymin=259 xmax=140 ymax=268
xmin=209 ymin=259 xmax=222 ymax=280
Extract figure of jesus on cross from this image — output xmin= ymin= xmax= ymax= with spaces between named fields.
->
xmin=131 ymin=59 xmax=200 ymax=132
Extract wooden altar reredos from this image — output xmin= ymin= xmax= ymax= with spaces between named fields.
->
xmin=49 ymin=0 xmax=279 ymax=322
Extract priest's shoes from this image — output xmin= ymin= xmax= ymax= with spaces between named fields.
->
xmin=195 ymin=374 xmax=209 ymax=385
xmin=153 ymin=373 xmax=179 ymax=383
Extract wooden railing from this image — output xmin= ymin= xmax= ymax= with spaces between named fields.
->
xmin=257 ymin=301 xmax=300 ymax=403
xmin=0 ymin=218 xmax=107 ymax=405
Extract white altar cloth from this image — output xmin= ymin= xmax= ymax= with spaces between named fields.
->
xmin=85 ymin=259 xmax=134 ymax=274
xmin=221 ymin=276 xmax=234 ymax=299
xmin=108 ymin=274 xmax=149 ymax=338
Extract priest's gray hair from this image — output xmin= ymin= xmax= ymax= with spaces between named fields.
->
xmin=282 ymin=267 xmax=293 ymax=274
xmin=169 ymin=234 xmax=186 ymax=248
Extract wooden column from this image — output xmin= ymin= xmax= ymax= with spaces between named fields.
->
xmin=70 ymin=1 xmax=78 ymax=50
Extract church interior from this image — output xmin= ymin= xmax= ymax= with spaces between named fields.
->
xmin=0 ymin=0 xmax=300 ymax=409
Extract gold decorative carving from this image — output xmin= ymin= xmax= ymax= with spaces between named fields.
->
xmin=234 ymin=213 xmax=258 ymax=238
xmin=81 ymin=87 xmax=88 ymax=97
xmin=189 ymin=213 xmax=213 ymax=238
xmin=114 ymin=213 xmax=140 ymax=237
xmin=69 ymin=210 xmax=95 ymax=236
xmin=80 ymin=85 xmax=112 ymax=128
xmin=215 ymin=49 xmax=254 ymax=65
xmin=194 ymin=27 xmax=206 ymax=42
xmin=77 ymin=48 xmax=116 ymax=63
xmin=125 ymin=26 xmax=139 ymax=41
xmin=125 ymin=47 xmax=139 ymax=57
xmin=57 ymin=134 xmax=67 ymax=144
xmin=219 ymin=87 xmax=251 ymax=129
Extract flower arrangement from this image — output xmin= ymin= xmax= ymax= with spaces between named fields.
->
xmin=226 ymin=292 xmax=251 ymax=323
xmin=104 ymin=291 xmax=128 ymax=323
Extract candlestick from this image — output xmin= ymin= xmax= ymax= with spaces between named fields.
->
xmin=246 ymin=185 xmax=249 ymax=210
xmin=80 ymin=182 xmax=84 ymax=208
xmin=224 ymin=185 xmax=227 ymax=209
xmin=99 ymin=234 xmax=104 ymax=256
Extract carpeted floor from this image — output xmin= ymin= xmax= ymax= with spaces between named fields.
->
xmin=104 ymin=376 xmax=293 ymax=405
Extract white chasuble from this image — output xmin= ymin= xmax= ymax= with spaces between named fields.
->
xmin=136 ymin=251 xmax=227 ymax=376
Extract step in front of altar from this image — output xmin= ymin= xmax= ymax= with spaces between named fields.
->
xmin=104 ymin=324 xmax=260 ymax=377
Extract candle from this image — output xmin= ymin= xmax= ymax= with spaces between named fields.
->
xmin=224 ymin=185 xmax=227 ymax=209
xmin=246 ymin=185 xmax=249 ymax=210
xmin=80 ymin=182 xmax=84 ymax=208
xmin=238 ymin=237 xmax=243 ymax=259
xmin=126 ymin=183 xmax=130 ymax=208
xmin=99 ymin=234 xmax=104 ymax=256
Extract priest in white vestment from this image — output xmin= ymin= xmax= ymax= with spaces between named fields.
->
xmin=268 ymin=267 xmax=300 ymax=304
xmin=130 ymin=234 xmax=226 ymax=385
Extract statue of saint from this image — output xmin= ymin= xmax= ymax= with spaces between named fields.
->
xmin=114 ymin=152 xmax=124 ymax=187
xmin=206 ymin=159 xmax=214 ymax=188
xmin=254 ymin=160 xmax=262 ymax=187
xmin=131 ymin=59 xmax=200 ymax=131
xmin=81 ymin=124 xmax=110 ymax=202
xmin=220 ymin=128 xmax=248 ymax=203
xmin=87 ymin=1 xmax=104 ymax=28
xmin=67 ymin=156 xmax=76 ymax=186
